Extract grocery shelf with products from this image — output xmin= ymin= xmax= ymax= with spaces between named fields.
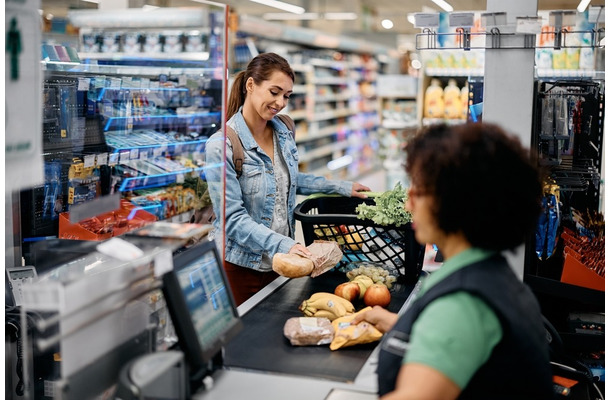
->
xmin=19 ymin=6 xmax=228 ymax=258
xmin=229 ymin=16 xmax=391 ymax=182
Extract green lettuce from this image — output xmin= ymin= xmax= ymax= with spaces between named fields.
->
xmin=356 ymin=182 xmax=412 ymax=226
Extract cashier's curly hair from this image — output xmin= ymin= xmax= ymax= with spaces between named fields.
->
xmin=227 ymin=52 xmax=295 ymax=121
xmin=405 ymin=122 xmax=542 ymax=252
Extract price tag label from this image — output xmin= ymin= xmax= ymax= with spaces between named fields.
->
xmin=176 ymin=174 xmax=185 ymax=184
xmin=414 ymin=13 xmax=440 ymax=28
xmin=109 ymin=153 xmax=119 ymax=166
xmin=110 ymin=77 xmax=122 ymax=89
xmin=130 ymin=148 xmax=139 ymax=160
xmin=84 ymin=154 xmax=95 ymax=168
xmin=140 ymin=150 xmax=148 ymax=160
xmin=153 ymin=146 xmax=164 ymax=157
xmin=97 ymin=153 xmax=108 ymax=166
xmin=449 ymin=12 xmax=475 ymax=28
xmin=516 ymin=17 xmax=542 ymax=34
xmin=120 ymin=151 xmax=131 ymax=163
xmin=78 ymin=78 xmax=91 ymax=91
xmin=178 ymin=75 xmax=187 ymax=86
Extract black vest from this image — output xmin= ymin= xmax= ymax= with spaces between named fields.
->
xmin=377 ymin=255 xmax=554 ymax=399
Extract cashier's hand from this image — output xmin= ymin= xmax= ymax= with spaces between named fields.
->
xmin=289 ymin=243 xmax=312 ymax=258
xmin=351 ymin=183 xmax=371 ymax=199
xmin=351 ymin=306 xmax=398 ymax=334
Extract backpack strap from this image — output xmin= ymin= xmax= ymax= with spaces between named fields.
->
xmin=277 ymin=114 xmax=296 ymax=139
xmin=226 ymin=115 xmax=295 ymax=179
xmin=226 ymin=126 xmax=245 ymax=179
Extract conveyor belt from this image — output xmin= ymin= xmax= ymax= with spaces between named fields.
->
xmin=223 ymin=270 xmax=415 ymax=382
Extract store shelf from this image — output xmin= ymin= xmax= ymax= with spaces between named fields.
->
xmin=424 ymin=68 xmax=484 ymax=77
xmin=309 ymin=108 xmax=353 ymax=122
xmin=525 ymin=275 xmax=604 ymax=306
xmin=314 ymin=93 xmax=352 ymax=103
xmin=79 ymin=52 xmax=210 ymax=61
xmin=119 ymin=163 xmax=221 ymax=192
xmin=298 ymin=141 xmax=351 ymax=164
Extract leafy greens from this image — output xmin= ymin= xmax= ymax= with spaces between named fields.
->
xmin=355 ymin=182 xmax=412 ymax=226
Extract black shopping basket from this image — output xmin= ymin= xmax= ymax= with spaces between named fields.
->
xmin=294 ymin=195 xmax=425 ymax=284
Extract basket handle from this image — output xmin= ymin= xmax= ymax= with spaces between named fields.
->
xmin=303 ymin=192 xmax=382 ymax=201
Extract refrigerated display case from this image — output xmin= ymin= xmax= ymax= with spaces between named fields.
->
xmin=18 ymin=5 xmax=228 ymax=264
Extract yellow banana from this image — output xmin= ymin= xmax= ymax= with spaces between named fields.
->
xmin=307 ymin=296 xmax=347 ymax=318
xmin=313 ymin=309 xmax=339 ymax=320
xmin=308 ymin=292 xmax=355 ymax=313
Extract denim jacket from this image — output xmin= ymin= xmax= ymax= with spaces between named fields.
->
xmin=205 ymin=109 xmax=353 ymax=271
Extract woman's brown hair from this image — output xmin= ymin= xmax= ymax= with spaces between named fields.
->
xmin=226 ymin=52 xmax=295 ymax=121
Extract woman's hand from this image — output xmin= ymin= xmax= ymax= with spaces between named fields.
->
xmin=351 ymin=182 xmax=371 ymax=199
xmin=289 ymin=243 xmax=312 ymax=258
xmin=352 ymin=305 xmax=398 ymax=333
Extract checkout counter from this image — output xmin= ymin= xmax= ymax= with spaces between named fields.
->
xmin=10 ymin=230 xmax=426 ymax=400
xmin=196 ymin=270 xmax=420 ymax=400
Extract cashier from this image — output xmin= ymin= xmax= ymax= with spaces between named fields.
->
xmin=353 ymin=123 xmax=554 ymax=399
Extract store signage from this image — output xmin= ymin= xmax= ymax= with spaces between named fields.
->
xmin=5 ymin=0 xmax=44 ymax=192
xmin=516 ymin=17 xmax=542 ymax=34
xmin=414 ymin=13 xmax=440 ymax=29
xmin=449 ymin=12 xmax=475 ymax=28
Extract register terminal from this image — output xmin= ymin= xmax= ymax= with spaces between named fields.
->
xmin=161 ymin=239 xmax=242 ymax=395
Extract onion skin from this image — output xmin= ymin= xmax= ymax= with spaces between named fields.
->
xmin=363 ymin=284 xmax=392 ymax=308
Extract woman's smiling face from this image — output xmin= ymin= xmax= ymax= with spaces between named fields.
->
xmin=246 ymin=70 xmax=293 ymax=121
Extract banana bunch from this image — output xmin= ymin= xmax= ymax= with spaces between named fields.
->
xmin=299 ymin=292 xmax=355 ymax=321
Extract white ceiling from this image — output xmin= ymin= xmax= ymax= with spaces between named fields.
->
xmin=43 ymin=0 xmax=605 ymax=36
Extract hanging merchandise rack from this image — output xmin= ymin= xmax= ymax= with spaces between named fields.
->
xmin=416 ymin=28 xmax=605 ymax=51
xmin=528 ymin=78 xmax=604 ymax=299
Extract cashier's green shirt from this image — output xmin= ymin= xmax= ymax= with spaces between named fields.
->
xmin=403 ymin=248 xmax=503 ymax=389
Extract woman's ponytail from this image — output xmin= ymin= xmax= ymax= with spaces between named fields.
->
xmin=226 ymin=71 xmax=247 ymax=121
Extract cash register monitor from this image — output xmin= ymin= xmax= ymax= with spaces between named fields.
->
xmin=162 ymin=240 xmax=242 ymax=384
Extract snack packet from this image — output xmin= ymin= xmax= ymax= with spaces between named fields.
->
xmin=330 ymin=307 xmax=383 ymax=351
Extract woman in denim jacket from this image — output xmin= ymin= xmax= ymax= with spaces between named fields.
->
xmin=206 ymin=53 xmax=370 ymax=305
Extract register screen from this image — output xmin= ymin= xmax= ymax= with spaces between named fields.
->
xmin=175 ymin=251 xmax=237 ymax=352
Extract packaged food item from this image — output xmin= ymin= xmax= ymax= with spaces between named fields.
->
xmin=330 ymin=307 xmax=383 ymax=351
xmin=308 ymin=240 xmax=343 ymax=277
xmin=283 ymin=317 xmax=334 ymax=346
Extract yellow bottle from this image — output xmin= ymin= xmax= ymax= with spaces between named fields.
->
xmin=424 ymin=79 xmax=444 ymax=119
xmin=460 ymin=85 xmax=469 ymax=120
xmin=443 ymin=79 xmax=461 ymax=120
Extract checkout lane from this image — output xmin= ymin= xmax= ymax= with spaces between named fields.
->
xmin=194 ymin=270 xmax=420 ymax=399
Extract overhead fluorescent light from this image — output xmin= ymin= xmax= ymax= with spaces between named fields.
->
xmin=324 ymin=12 xmax=358 ymax=20
xmin=142 ymin=5 xmax=159 ymax=11
xmin=407 ymin=14 xmax=416 ymax=25
xmin=250 ymin=0 xmax=305 ymax=14
xmin=263 ymin=12 xmax=318 ymax=20
xmin=577 ymin=0 xmax=592 ymax=12
xmin=81 ymin=0 xmax=100 ymax=3
xmin=430 ymin=0 xmax=453 ymax=13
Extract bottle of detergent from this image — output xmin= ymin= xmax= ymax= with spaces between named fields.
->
xmin=443 ymin=79 xmax=461 ymax=120
xmin=460 ymin=84 xmax=469 ymax=120
xmin=424 ymin=79 xmax=444 ymax=119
